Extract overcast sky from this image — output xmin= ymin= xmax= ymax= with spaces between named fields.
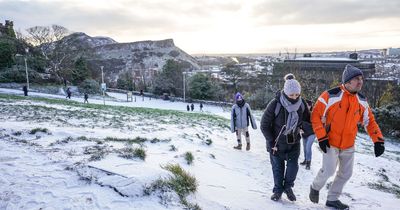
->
xmin=1 ymin=0 xmax=399 ymax=54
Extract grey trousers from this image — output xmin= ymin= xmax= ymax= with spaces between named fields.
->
xmin=236 ymin=127 xmax=250 ymax=144
xmin=311 ymin=146 xmax=354 ymax=201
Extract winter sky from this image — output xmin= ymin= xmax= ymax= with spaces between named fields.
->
xmin=1 ymin=0 xmax=400 ymax=54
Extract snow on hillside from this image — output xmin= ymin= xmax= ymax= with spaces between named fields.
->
xmin=0 ymin=88 xmax=399 ymax=210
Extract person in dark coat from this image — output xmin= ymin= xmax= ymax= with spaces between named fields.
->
xmin=84 ymin=93 xmax=89 ymax=103
xmin=260 ymin=74 xmax=310 ymax=202
xmin=191 ymin=103 xmax=194 ymax=111
xmin=200 ymin=102 xmax=204 ymax=112
xmin=300 ymin=100 xmax=315 ymax=170
xmin=22 ymin=85 xmax=28 ymax=96
xmin=187 ymin=104 xmax=190 ymax=111
xmin=66 ymin=87 xmax=72 ymax=99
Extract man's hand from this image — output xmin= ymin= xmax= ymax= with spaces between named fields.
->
xmin=318 ymin=137 xmax=330 ymax=153
xmin=374 ymin=142 xmax=385 ymax=157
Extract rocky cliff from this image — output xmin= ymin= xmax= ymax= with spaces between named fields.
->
xmin=51 ymin=32 xmax=199 ymax=85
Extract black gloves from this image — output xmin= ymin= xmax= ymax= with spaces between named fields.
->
xmin=374 ymin=142 xmax=385 ymax=157
xmin=318 ymin=138 xmax=330 ymax=153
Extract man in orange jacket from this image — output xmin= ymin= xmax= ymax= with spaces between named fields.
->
xmin=309 ymin=64 xmax=385 ymax=210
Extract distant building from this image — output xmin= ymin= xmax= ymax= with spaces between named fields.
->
xmin=273 ymin=53 xmax=376 ymax=99
xmin=386 ymin=48 xmax=400 ymax=57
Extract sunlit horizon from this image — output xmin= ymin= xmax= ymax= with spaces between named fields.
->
xmin=1 ymin=0 xmax=400 ymax=54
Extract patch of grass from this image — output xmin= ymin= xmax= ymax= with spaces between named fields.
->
xmin=0 ymin=93 xmax=229 ymax=129
xmin=366 ymin=168 xmax=400 ymax=198
xmin=150 ymin=138 xmax=171 ymax=144
xmin=133 ymin=147 xmax=146 ymax=160
xmin=181 ymin=199 xmax=202 ymax=210
xmin=119 ymin=147 xmax=146 ymax=160
xmin=12 ymin=131 xmax=22 ymax=136
xmin=105 ymin=136 xmax=147 ymax=145
xmin=144 ymin=163 xmax=200 ymax=208
xmin=77 ymin=136 xmax=89 ymax=141
xmin=49 ymin=136 xmax=74 ymax=146
xmin=368 ymin=182 xmax=400 ymax=198
xmin=204 ymin=139 xmax=212 ymax=146
xmin=83 ymin=145 xmax=108 ymax=161
xmin=29 ymin=127 xmax=50 ymax=135
xmin=169 ymin=145 xmax=178 ymax=152
xmin=196 ymin=133 xmax=201 ymax=139
xmin=150 ymin=138 xmax=161 ymax=143
xmin=184 ymin=152 xmax=194 ymax=165
xmin=162 ymin=163 xmax=199 ymax=209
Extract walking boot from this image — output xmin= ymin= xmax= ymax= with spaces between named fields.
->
xmin=246 ymin=143 xmax=250 ymax=151
xmin=309 ymin=185 xmax=319 ymax=203
xmin=284 ymin=188 xmax=296 ymax=201
xmin=306 ymin=161 xmax=311 ymax=170
xmin=326 ymin=200 xmax=349 ymax=209
xmin=233 ymin=144 xmax=242 ymax=150
xmin=270 ymin=192 xmax=282 ymax=201
xmin=300 ymin=159 xmax=307 ymax=165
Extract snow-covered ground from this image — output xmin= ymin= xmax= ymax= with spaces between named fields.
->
xmin=0 ymin=87 xmax=399 ymax=210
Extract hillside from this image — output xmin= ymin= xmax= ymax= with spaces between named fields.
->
xmin=0 ymin=89 xmax=399 ymax=209
xmin=48 ymin=33 xmax=200 ymax=84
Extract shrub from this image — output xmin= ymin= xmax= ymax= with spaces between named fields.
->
xmin=162 ymin=163 xmax=198 ymax=198
xmin=204 ymin=139 xmax=212 ymax=145
xmin=78 ymin=79 xmax=100 ymax=94
xmin=184 ymin=152 xmax=194 ymax=165
xmin=29 ymin=127 xmax=50 ymax=135
xmin=372 ymin=105 xmax=400 ymax=139
xmin=169 ymin=145 xmax=177 ymax=151
xmin=133 ymin=147 xmax=146 ymax=160
xmin=119 ymin=147 xmax=146 ymax=160
xmin=105 ymin=136 xmax=147 ymax=145
xmin=0 ymin=68 xmax=26 ymax=83
xmin=12 ymin=131 xmax=22 ymax=136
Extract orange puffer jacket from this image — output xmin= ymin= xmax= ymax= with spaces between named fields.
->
xmin=311 ymin=85 xmax=383 ymax=149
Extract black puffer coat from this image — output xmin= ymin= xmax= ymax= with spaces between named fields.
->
xmin=260 ymin=91 xmax=311 ymax=159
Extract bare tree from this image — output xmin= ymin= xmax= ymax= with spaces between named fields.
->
xmin=25 ymin=24 xmax=71 ymax=79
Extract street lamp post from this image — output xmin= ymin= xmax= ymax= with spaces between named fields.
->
xmin=24 ymin=48 xmax=29 ymax=90
xmin=183 ymin=72 xmax=185 ymax=102
xmin=101 ymin=66 xmax=105 ymax=105
xmin=15 ymin=48 xmax=30 ymax=91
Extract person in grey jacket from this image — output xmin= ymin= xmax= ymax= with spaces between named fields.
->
xmin=231 ymin=92 xmax=257 ymax=151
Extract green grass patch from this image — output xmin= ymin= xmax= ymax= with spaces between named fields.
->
xmin=49 ymin=136 xmax=74 ymax=146
xmin=118 ymin=147 xmax=147 ymax=160
xmin=144 ymin=163 xmax=199 ymax=209
xmin=12 ymin=131 xmax=22 ymax=136
xmin=105 ymin=136 xmax=147 ymax=145
xmin=368 ymin=182 xmax=400 ymax=198
xmin=29 ymin=127 xmax=50 ymax=135
xmin=0 ymin=93 xmax=229 ymax=129
xmin=204 ymin=139 xmax=212 ymax=145
xmin=184 ymin=152 xmax=194 ymax=165
xmin=169 ymin=145 xmax=178 ymax=152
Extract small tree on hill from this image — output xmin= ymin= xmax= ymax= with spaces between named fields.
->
xmin=71 ymin=57 xmax=90 ymax=84
xmin=188 ymin=73 xmax=218 ymax=100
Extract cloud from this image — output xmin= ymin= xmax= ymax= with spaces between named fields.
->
xmin=252 ymin=0 xmax=400 ymax=25
xmin=1 ymin=0 xmax=399 ymax=53
xmin=0 ymin=0 xmax=242 ymax=34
